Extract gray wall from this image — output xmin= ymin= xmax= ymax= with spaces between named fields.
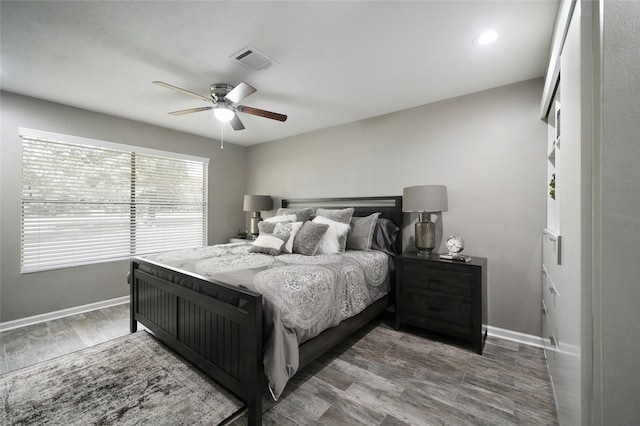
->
xmin=0 ymin=80 xmax=549 ymax=338
xmin=247 ymin=79 xmax=547 ymax=336
xmin=599 ymin=1 xmax=640 ymax=422
xmin=0 ymin=91 xmax=247 ymax=322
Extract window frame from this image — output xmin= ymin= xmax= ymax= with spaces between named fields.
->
xmin=19 ymin=128 xmax=209 ymax=273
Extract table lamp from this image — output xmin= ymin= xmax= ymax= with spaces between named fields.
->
xmin=243 ymin=195 xmax=273 ymax=239
xmin=403 ymin=185 xmax=448 ymax=256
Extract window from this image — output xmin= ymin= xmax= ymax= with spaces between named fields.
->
xmin=20 ymin=128 xmax=208 ymax=273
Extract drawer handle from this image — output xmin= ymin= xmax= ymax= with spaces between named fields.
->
xmin=548 ymin=285 xmax=557 ymax=295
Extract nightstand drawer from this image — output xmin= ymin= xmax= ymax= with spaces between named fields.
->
xmin=402 ymin=260 xmax=472 ymax=297
xmin=401 ymin=290 xmax=471 ymax=328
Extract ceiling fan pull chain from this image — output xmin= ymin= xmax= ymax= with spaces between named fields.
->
xmin=220 ymin=124 xmax=224 ymax=149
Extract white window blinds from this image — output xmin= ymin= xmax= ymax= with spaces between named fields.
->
xmin=20 ymin=129 xmax=208 ymax=273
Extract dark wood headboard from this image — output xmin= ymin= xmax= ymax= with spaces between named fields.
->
xmin=281 ymin=196 xmax=403 ymax=254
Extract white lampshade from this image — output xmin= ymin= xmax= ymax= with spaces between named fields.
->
xmin=213 ymin=105 xmax=235 ymax=123
xmin=243 ymin=195 xmax=273 ymax=212
xmin=403 ymin=185 xmax=448 ymax=212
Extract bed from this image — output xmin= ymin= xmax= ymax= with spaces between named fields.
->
xmin=129 ymin=196 xmax=402 ymax=425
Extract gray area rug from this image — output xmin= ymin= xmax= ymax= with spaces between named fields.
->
xmin=1 ymin=331 xmax=243 ymax=425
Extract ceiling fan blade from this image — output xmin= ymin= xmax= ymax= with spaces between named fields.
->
xmin=168 ymin=106 xmax=213 ymax=116
xmin=225 ymin=82 xmax=257 ymax=104
xmin=236 ymin=105 xmax=287 ymax=122
xmin=153 ymin=81 xmax=212 ymax=103
xmin=230 ymin=113 xmax=245 ymax=131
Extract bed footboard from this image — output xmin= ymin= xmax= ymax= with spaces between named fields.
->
xmin=130 ymin=258 xmax=263 ymax=425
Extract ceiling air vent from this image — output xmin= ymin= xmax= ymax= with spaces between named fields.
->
xmin=231 ymin=46 xmax=276 ymax=71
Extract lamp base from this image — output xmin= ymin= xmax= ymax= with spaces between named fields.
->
xmin=249 ymin=211 xmax=262 ymax=238
xmin=416 ymin=249 xmax=433 ymax=257
xmin=415 ymin=211 xmax=435 ymax=256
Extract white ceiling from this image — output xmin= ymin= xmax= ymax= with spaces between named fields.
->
xmin=1 ymin=1 xmax=558 ymax=146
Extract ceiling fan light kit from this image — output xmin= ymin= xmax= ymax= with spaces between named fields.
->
xmin=213 ymin=105 xmax=234 ymax=123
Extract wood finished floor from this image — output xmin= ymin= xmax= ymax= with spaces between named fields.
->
xmin=0 ymin=305 xmax=558 ymax=425
xmin=0 ymin=304 xmax=131 ymax=374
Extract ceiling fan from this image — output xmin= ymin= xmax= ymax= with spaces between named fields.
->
xmin=153 ymin=81 xmax=287 ymax=131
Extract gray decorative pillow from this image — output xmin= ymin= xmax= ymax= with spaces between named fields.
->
xmin=292 ymin=221 xmax=329 ymax=256
xmin=276 ymin=207 xmax=314 ymax=223
xmin=250 ymin=233 xmax=287 ymax=256
xmin=315 ymin=207 xmax=354 ymax=224
xmin=347 ymin=212 xmax=381 ymax=250
xmin=371 ymin=218 xmax=400 ymax=255
xmin=258 ymin=221 xmax=277 ymax=234
xmin=315 ymin=207 xmax=354 ymax=252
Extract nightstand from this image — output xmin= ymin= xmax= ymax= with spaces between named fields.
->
xmin=228 ymin=237 xmax=250 ymax=243
xmin=395 ymin=252 xmax=487 ymax=354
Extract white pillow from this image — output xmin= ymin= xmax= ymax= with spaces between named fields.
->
xmin=249 ymin=233 xmax=287 ymax=256
xmin=312 ymin=216 xmax=351 ymax=255
xmin=274 ymin=221 xmax=303 ymax=254
xmin=264 ymin=214 xmax=296 ymax=223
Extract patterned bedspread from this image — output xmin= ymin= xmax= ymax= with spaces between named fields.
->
xmin=143 ymin=242 xmax=391 ymax=400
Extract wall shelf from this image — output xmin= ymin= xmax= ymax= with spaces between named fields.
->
xmin=546 ymin=98 xmax=560 ymax=234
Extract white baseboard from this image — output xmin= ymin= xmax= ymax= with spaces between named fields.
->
xmin=1 ymin=297 xmax=545 ymax=350
xmin=487 ymin=325 xmax=545 ymax=348
xmin=0 ymin=296 xmax=130 ymax=332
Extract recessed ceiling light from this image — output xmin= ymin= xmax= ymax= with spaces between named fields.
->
xmin=474 ymin=30 xmax=499 ymax=46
